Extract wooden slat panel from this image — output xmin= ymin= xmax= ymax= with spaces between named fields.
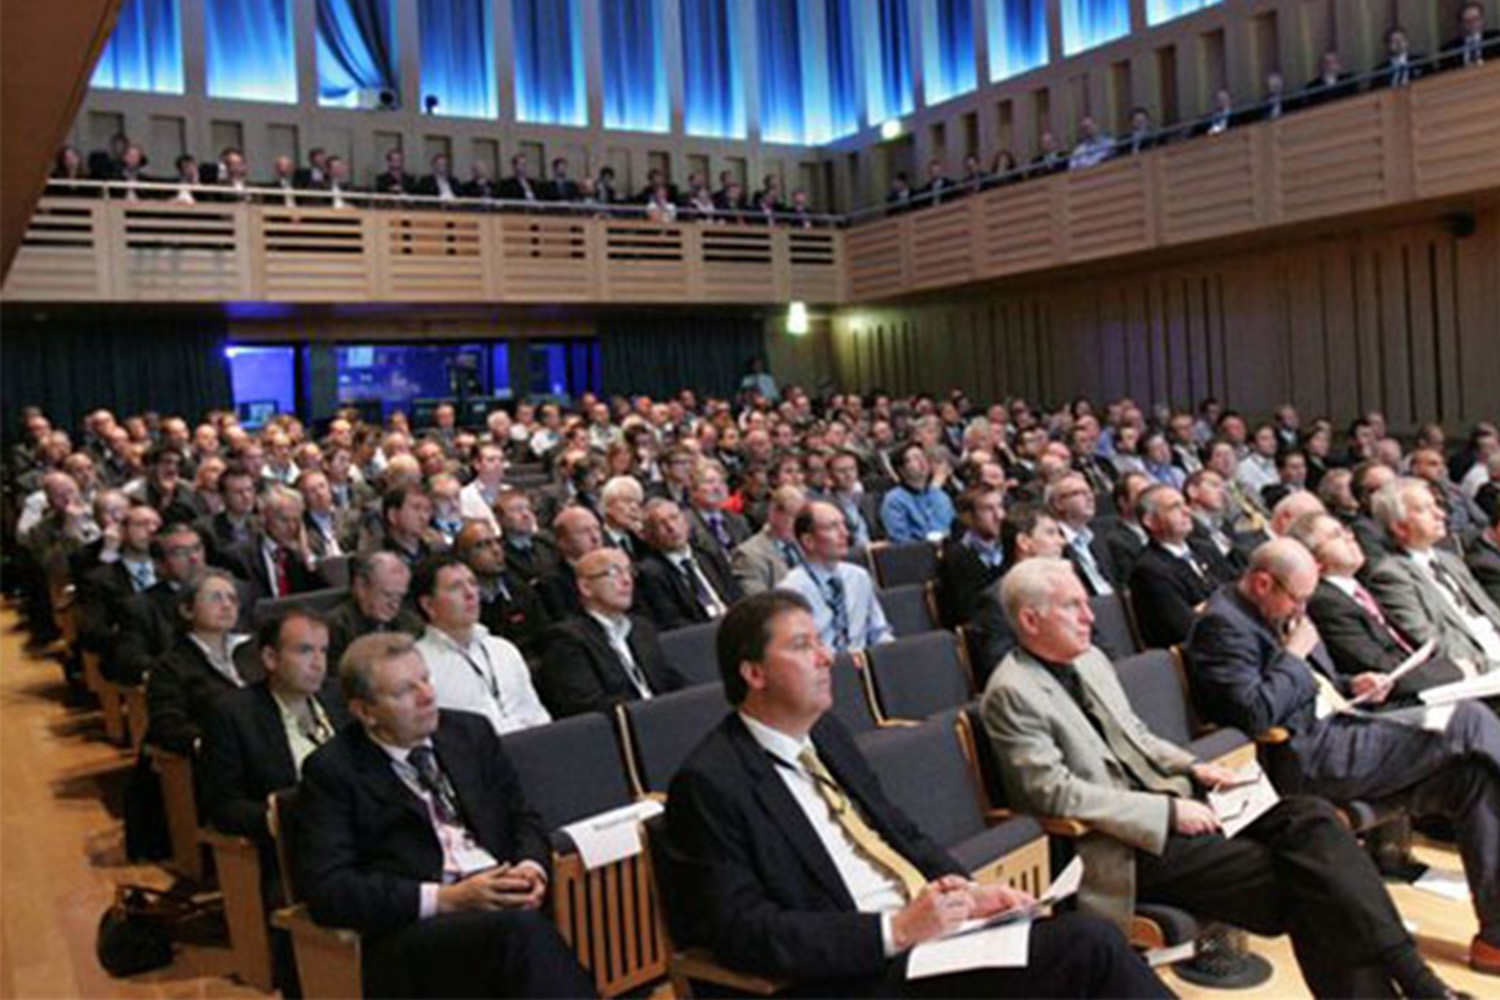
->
xmin=1063 ymin=159 xmax=1151 ymax=262
xmin=1275 ymin=97 xmax=1391 ymax=222
xmin=1159 ymin=131 xmax=1258 ymax=243
xmin=977 ymin=182 xmax=1057 ymax=276
xmin=908 ymin=203 xmax=974 ymax=289
xmin=1410 ymin=64 xmax=1500 ymax=198
xmin=844 ymin=218 xmax=905 ymax=300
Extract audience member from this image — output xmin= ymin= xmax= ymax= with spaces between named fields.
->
xmin=636 ymin=498 xmax=742 ymax=632
xmin=778 ymin=501 xmax=893 ymax=652
xmin=730 ymin=484 xmax=807 ymax=597
xmin=454 ymin=521 xmax=551 ymax=662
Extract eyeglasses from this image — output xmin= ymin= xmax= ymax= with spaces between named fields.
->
xmin=1267 ymin=575 xmax=1315 ymax=606
xmin=583 ymin=563 xmax=636 ymax=581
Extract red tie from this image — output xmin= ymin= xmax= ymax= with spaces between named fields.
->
xmin=1352 ymin=584 xmax=1412 ymax=653
xmin=274 ymin=548 xmax=292 ymax=598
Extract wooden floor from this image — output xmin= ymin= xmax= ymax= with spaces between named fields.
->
xmin=0 ymin=604 xmax=1488 ymax=999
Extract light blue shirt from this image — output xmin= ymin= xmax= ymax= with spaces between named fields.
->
xmin=879 ymin=485 xmax=954 ymax=543
xmin=778 ymin=561 xmax=894 ymax=652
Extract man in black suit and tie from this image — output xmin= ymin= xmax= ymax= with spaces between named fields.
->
xmin=222 ymin=486 xmax=326 ymax=604
xmin=1290 ymin=512 xmax=1467 ymax=699
xmin=541 ymin=157 xmax=580 ymax=203
xmin=497 ymin=153 xmax=540 ymax=203
xmin=1046 ymin=473 xmax=1120 ymax=596
xmin=372 ymin=148 xmax=416 ymax=197
xmin=1184 ymin=469 xmax=1254 ymax=580
xmin=1129 ymin=485 xmax=1221 ymax=648
xmin=936 ymin=485 xmax=1006 ymax=627
xmin=454 ymin=521 xmax=551 ymax=663
xmin=536 ymin=548 xmax=686 ymax=717
xmin=292 ymin=148 xmax=329 ymax=190
xmin=1372 ymin=26 xmax=1425 ymax=89
xmin=295 ymin=632 xmax=594 ymax=998
xmin=494 ymin=487 xmax=561 ymax=585
xmin=1102 ymin=472 xmax=1151 ymax=583
xmin=114 ymin=521 xmax=207 ymax=685
xmin=535 ymin=506 xmax=603 ymax=620
xmin=1186 ymin=539 xmax=1500 ymax=976
xmin=599 ymin=475 xmax=647 ymax=559
xmin=1468 ymin=507 xmax=1500 ymax=606
xmin=635 ymin=499 xmax=742 ymax=633
xmin=661 ymin=591 xmax=1171 ymax=997
xmin=686 ymin=459 xmax=751 ymax=563
xmin=1301 ymin=49 xmax=1357 ymax=108
xmin=1444 ymin=2 xmax=1500 ymax=71
xmin=198 ymin=464 xmax=259 ymax=569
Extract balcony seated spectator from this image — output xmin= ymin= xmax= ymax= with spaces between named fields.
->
xmin=885 ymin=172 xmax=914 ymax=214
xmin=1030 ymin=131 xmax=1067 ymax=176
xmin=1444 ymin=1 xmax=1500 ymax=70
xmin=751 ymin=174 xmax=784 ymax=221
xmin=988 ymin=148 xmax=1020 ymax=185
xmin=216 ymin=147 xmax=253 ymax=203
xmin=374 ymin=148 xmax=417 ymax=197
xmin=1068 ymin=116 xmax=1114 ymax=169
xmin=917 ymin=158 xmax=955 ymax=205
xmin=1201 ymin=88 xmax=1236 ymax=136
xmin=958 ymin=152 xmax=985 ymax=191
xmin=465 ymin=160 xmax=499 ymax=200
xmin=293 ymin=147 xmax=328 ymax=190
xmin=542 ymin=157 xmax=580 ymax=202
xmin=592 ymin=165 xmax=621 ymax=205
xmin=786 ymin=188 xmax=816 ymax=228
xmin=324 ymin=155 xmax=358 ymax=209
xmin=1302 ymin=49 xmax=1357 ymax=108
xmin=265 ymin=154 xmax=298 ymax=206
xmin=170 ymin=155 xmax=200 ymax=204
xmin=498 ymin=154 xmax=539 ymax=203
xmin=1373 ymin=27 xmax=1425 ymax=89
xmin=1123 ymin=107 xmax=1158 ymax=155
xmin=416 ymin=153 xmax=462 ymax=202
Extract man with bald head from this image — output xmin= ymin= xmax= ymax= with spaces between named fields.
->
xmin=1267 ymin=490 xmax=1325 ymax=539
xmin=984 ymin=558 xmax=1462 ymax=998
xmin=535 ymin=505 xmax=603 ymax=620
xmin=536 ymin=548 xmax=686 ymax=717
xmin=1187 ymin=538 xmax=1500 ymax=975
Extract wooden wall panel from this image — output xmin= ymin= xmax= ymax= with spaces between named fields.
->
xmin=831 ymin=209 xmax=1500 ymax=432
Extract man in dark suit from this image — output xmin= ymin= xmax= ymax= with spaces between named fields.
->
xmin=198 ymin=464 xmax=259 ymax=569
xmin=1301 ymin=49 xmax=1357 ymax=107
xmin=1186 ymin=539 xmax=1500 ymax=975
xmin=661 ymin=591 xmax=1171 ymax=997
xmin=372 ymin=148 xmax=416 ymax=196
xmin=1444 ymin=1 xmax=1500 ymax=70
xmin=535 ymin=506 xmax=603 ymax=620
xmin=1129 ymin=486 xmax=1221 ymax=649
xmin=114 ymin=522 xmax=207 ymax=685
xmin=1468 ymin=508 xmax=1500 ymax=606
xmin=1102 ymin=472 xmax=1151 ymax=583
xmin=937 ymin=485 xmax=1006 ymax=627
xmin=414 ymin=153 xmax=463 ymax=201
xmin=541 ymin=157 xmax=580 ymax=203
xmin=1291 ymin=512 xmax=1467 ymax=699
xmin=325 ymin=553 xmax=422 ymax=703
xmin=221 ymin=486 xmax=326 ymax=604
xmin=1184 ymin=470 xmax=1254 ymax=581
xmin=493 ymin=487 xmax=561 ymax=584
xmin=635 ymin=499 xmax=742 ymax=633
xmin=455 ymin=521 xmax=551 ymax=663
xmin=295 ymin=632 xmax=594 ymax=998
xmin=639 ymin=497 xmax=742 ymax=627
xmin=1046 ymin=473 xmax=1120 ymax=596
xmin=536 ymin=548 xmax=686 ymax=717
xmin=1372 ymin=26 xmax=1425 ymax=89
xmin=292 ymin=148 xmax=329 ymax=190
xmin=497 ymin=153 xmax=541 ymax=203
xmin=685 ymin=459 xmax=751 ymax=563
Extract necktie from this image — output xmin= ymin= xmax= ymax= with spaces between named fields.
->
xmin=825 ymin=574 xmax=851 ymax=651
xmin=1431 ymin=560 xmax=1484 ymax=617
xmin=274 ymin=548 xmax=292 ymax=598
xmin=1351 ymin=584 xmax=1412 ymax=653
xmin=706 ymin=511 xmax=732 ymax=550
xmin=680 ymin=557 xmax=722 ymax=617
xmin=299 ymin=700 xmax=333 ymax=746
xmin=126 ymin=560 xmax=154 ymax=593
xmin=797 ymin=747 xmax=927 ymax=902
xmin=1071 ymin=536 xmax=1114 ymax=595
xmin=777 ymin=540 xmax=802 ymax=570
xmin=610 ymin=629 xmax=652 ymax=696
xmin=407 ymin=746 xmax=462 ymax=826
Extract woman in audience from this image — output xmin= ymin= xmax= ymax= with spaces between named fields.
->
xmin=144 ymin=569 xmax=253 ymax=755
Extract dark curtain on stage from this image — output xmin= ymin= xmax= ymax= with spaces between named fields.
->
xmin=1 ymin=313 xmax=233 ymax=440
xmin=600 ymin=314 xmax=766 ymax=401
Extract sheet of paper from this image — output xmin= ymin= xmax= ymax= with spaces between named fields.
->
xmin=1347 ymin=639 xmax=1437 ymax=706
xmin=1411 ymin=868 xmax=1470 ymax=902
xmin=1207 ymin=764 xmax=1280 ymax=838
xmin=1417 ymin=670 xmax=1500 ymax=706
xmin=558 ymin=799 xmax=664 ymax=871
xmin=1041 ymin=855 xmax=1083 ymax=906
xmin=1144 ymin=941 xmax=1196 ymax=968
xmin=907 ymin=920 xmax=1032 ymax=979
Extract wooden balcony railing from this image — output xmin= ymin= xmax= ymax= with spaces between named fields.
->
xmin=4 ymin=64 xmax=1496 ymax=307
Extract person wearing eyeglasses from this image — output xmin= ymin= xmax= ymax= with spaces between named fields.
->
xmin=536 ymin=548 xmax=686 ymax=718
xmin=1187 ymin=538 xmax=1500 ymax=977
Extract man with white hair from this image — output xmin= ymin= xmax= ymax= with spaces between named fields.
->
xmin=1267 ymin=490 xmax=1325 ymax=539
xmin=599 ymin=475 xmax=646 ymax=558
xmin=1363 ymin=477 xmax=1500 ymax=670
xmin=984 ymin=557 xmax=1465 ymax=998
xmin=1187 ymin=538 xmax=1500 ymax=976
xmin=224 ymin=485 xmax=325 ymax=602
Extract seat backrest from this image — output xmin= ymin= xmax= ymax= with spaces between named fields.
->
xmin=864 ymin=632 xmax=973 ymax=722
xmin=320 ymin=554 xmax=353 ymax=590
xmin=828 ymin=652 xmax=879 ymax=735
xmin=1112 ymin=649 xmax=1192 ymax=746
xmin=253 ymin=586 xmax=349 ymax=626
xmin=1090 ymin=591 xmax=1141 ymax=660
xmin=501 ymin=713 xmax=634 ymax=831
xmin=868 ymin=541 xmax=939 ymax=588
xmin=878 ymin=583 xmax=936 ymax=637
xmin=619 ymin=683 xmax=728 ymax=795
xmin=657 ymin=620 xmax=721 ymax=687
xmin=856 ymin=715 xmax=986 ymax=849
xmin=270 ymin=788 xmax=302 ymax=906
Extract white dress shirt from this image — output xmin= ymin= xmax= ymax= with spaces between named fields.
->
xmin=587 ymin=609 xmax=653 ymax=697
xmin=778 ymin=562 xmax=894 ymax=652
xmin=1406 ymin=549 xmax=1500 ymax=663
xmin=416 ymin=625 xmax=552 ymax=735
xmin=458 ymin=479 xmax=502 ymax=532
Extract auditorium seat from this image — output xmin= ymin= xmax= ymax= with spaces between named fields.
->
xmin=656 ymin=621 xmax=721 ymax=687
xmin=251 ymin=587 xmax=348 ymax=626
xmin=877 ymin=582 xmax=938 ymax=637
xmin=617 ymin=683 xmax=728 ymax=797
xmin=1090 ymin=592 xmax=1142 ymax=660
xmin=866 ymin=541 xmax=939 ymax=588
xmin=863 ymin=632 xmax=975 ymax=723
xmin=270 ymin=789 xmax=364 ymax=1000
xmin=829 ymin=651 xmax=880 ymax=735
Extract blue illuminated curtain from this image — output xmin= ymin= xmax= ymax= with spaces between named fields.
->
xmin=921 ymin=0 xmax=976 ymax=104
xmin=862 ymin=0 xmax=915 ymax=123
xmin=758 ymin=0 xmax=804 ymax=143
xmin=92 ymin=0 xmax=184 ymax=93
xmin=601 ymin=0 xmax=668 ymax=132
xmin=1145 ymin=0 xmax=1219 ymax=26
xmin=204 ymin=0 xmax=297 ymax=102
xmin=512 ymin=0 xmax=587 ymax=125
xmin=986 ymin=0 xmax=1048 ymax=81
xmin=1060 ymin=0 xmax=1130 ymax=56
xmin=420 ymin=0 xmax=497 ymax=118
xmin=814 ymin=0 xmax=860 ymax=141
xmin=681 ymin=0 xmax=745 ymax=139
xmin=317 ymin=0 xmax=398 ymax=107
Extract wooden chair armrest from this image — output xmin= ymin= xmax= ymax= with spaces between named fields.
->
xmin=1255 ymin=727 xmax=1291 ymax=744
xmin=876 ymin=718 xmax=922 ymax=729
xmin=270 ymin=905 xmax=362 ymax=946
xmin=673 ymin=948 xmax=786 ymax=996
xmin=1211 ymin=741 xmax=1259 ymax=773
xmin=983 ymin=807 xmax=1016 ymax=824
xmin=1038 ymin=816 xmax=1092 ymax=838
xmin=199 ymin=828 xmax=256 ymax=851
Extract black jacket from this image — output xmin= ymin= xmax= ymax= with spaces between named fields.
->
xmin=145 ymin=635 xmax=262 ymax=755
xmin=634 ymin=546 xmax=743 ymax=633
xmin=295 ymin=711 xmax=550 ymax=938
xmin=1304 ymin=580 xmax=1464 ymax=700
xmin=536 ymin=614 xmax=686 ymax=718
xmin=1128 ymin=542 xmax=1218 ymax=649
xmin=936 ymin=536 xmax=1005 ymax=627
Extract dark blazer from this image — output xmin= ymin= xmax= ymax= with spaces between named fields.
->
xmin=145 ymin=635 xmax=262 ymax=755
xmin=1186 ymin=522 xmax=1248 ymax=582
xmin=497 ymin=176 xmax=540 ymax=202
xmin=476 ymin=571 xmax=552 ymax=661
xmin=76 ymin=559 xmax=142 ymax=661
xmin=536 ymin=562 xmax=584 ymax=621
xmin=1103 ymin=519 xmax=1149 ymax=585
xmin=936 ymin=536 xmax=1005 ymax=627
xmin=114 ymin=582 xmax=183 ymax=685
xmin=1063 ymin=527 xmax=1123 ymax=594
xmin=200 ymin=682 xmax=345 ymax=841
xmin=296 ymin=710 xmax=550 ymax=938
xmin=1466 ymin=535 xmax=1500 ymax=607
xmin=1304 ymin=580 xmax=1464 ymax=699
xmin=542 ymin=177 xmax=580 ymax=203
xmin=536 ymin=614 xmax=686 ymax=718
xmin=1370 ymin=55 xmax=1425 ymax=89
xmin=373 ymin=170 xmax=417 ymax=196
xmin=197 ymin=510 xmax=257 ymax=567
xmin=1128 ymin=542 xmax=1218 ymax=649
xmin=502 ymin=535 xmax=562 ymax=585
xmin=1299 ymin=72 xmax=1356 ymax=108
xmin=1443 ymin=30 xmax=1500 ymax=69
xmin=662 ymin=713 xmax=960 ymax=985
xmin=687 ymin=507 xmax=752 ymax=562
xmin=221 ymin=534 xmax=327 ymax=604
xmin=634 ymin=546 xmax=743 ymax=633
xmin=967 ymin=588 xmax=1019 ymax=686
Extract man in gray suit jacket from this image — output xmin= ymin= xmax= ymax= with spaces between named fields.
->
xmin=984 ymin=558 xmax=1466 ymax=997
xmin=729 ymin=485 xmax=805 ymax=597
xmin=1364 ymin=477 xmax=1500 ymax=670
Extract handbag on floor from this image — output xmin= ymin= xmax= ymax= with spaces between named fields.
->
xmin=95 ymin=884 xmax=205 ymax=977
